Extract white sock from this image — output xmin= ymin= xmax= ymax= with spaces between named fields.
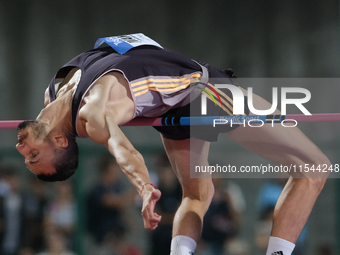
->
xmin=266 ymin=236 xmax=295 ymax=255
xmin=170 ymin=235 xmax=197 ymax=255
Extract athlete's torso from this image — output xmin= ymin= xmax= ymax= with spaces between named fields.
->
xmin=48 ymin=46 xmax=206 ymax=136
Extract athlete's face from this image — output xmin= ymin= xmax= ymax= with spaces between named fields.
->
xmin=16 ymin=121 xmax=56 ymax=176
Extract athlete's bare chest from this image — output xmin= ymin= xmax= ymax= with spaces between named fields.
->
xmin=76 ymin=72 xmax=135 ymax=137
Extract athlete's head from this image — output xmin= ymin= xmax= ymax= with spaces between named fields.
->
xmin=16 ymin=120 xmax=78 ymax=182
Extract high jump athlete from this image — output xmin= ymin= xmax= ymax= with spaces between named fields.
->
xmin=16 ymin=35 xmax=330 ymax=255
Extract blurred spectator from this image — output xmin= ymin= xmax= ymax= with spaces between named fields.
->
xmin=201 ymin=178 xmax=243 ymax=255
xmin=255 ymin=178 xmax=307 ymax=255
xmin=44 ymin=181 xmax=76 ymax=250
xmin=101 ymin=225 xmax=142 ymax=255
xmin=149 ymin=153 xmax=182 ymax=255
xmin=315 ymin=244 xmax=332 ymax=255
xmin=0 ymin=168 xmax=30 ymax=255
xmin=36 ymin=230 xmax=76 ymax=255
xmin=225 ymin=238 xmax=249 ymax=255
xmin=0 ymin=161 xmax=9 ymax=197
xmin=87 ymin=157 xmax=135 ymax=245
xmin=0 ymin=180 xmax=9 ymax=197
xmin=18 ymin=248 xmax=34 ymax=255
xmin=20 ymin=177 xmax=48 ymax=253
xmin=255 ymin=205 xmax=274 ymax=253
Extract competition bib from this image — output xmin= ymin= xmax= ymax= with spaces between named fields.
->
xmin=94 ymin=33 xmax=163 ymax=54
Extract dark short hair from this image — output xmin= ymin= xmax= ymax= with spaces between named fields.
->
xmin=18 ymin=120 xmax=46 ymax=140
xmin=37 ymin=136 xmax=79 ymax=182
xmin=17 ymin=120 xmax=38 ymax=130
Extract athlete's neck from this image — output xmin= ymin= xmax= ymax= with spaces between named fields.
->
xmin=37 ymin=68 xmax=81 ymax=136
xmin=36 ymin=88 xmax=74 ymax=136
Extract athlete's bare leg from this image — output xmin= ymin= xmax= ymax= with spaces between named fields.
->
xmin=227 ymin=89 xmax=330 ymax=247
xmin=160 ymin=88 xmax=329 ymax=254
xmin=161 ymin=137 xmax=214 ymax=242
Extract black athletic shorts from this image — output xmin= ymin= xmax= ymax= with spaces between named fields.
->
xmin=153 ymin=64 xmax=250 ymax=142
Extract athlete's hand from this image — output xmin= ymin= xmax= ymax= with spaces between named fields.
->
xmin=141 ymin=186 xmax=162 ymax=230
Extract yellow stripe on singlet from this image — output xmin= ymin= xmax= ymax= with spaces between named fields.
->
xmin=131 ymin=73 xmax=202 ymax=97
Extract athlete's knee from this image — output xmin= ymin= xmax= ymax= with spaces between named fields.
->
xmin=182 ymin=179 xmax=215 ymax=210
xmin=293 ymin=160 xmax=329 ymax=195
xmin=289 ymin=153 xmax=330 ymax=195
xmin=312 ymin=177 xmax=327 ymax=194
xmin=307 ymin=154 xmax=331 ymax=180
xmin=292 ymin=151 xmax=331 ymax=180
xmin=294 ymin=177 xmax=327 ymax=197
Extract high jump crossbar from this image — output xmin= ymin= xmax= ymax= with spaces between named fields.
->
xmin=1 ymin=113 xmax=340 ymax=129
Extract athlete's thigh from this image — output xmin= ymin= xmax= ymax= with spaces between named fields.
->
xmin=228 ymin=123 xmax=325 ymax=166
xmin=161 ymin=136 xmax=213 ymax=194
xmin=227 ymin=88 xmax=329 ymax=177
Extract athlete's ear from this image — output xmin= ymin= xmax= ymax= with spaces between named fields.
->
xmin=53 ymin=134 xmax=69 ymax=148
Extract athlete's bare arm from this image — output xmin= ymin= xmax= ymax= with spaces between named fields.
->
xmin=78 ymin=72 xmax=162 ymax=230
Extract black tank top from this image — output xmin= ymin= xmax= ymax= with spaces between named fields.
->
xmin=48 ymin=46 xmax=204 ymax=136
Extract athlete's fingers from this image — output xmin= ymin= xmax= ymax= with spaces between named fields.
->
xmin=148 ymin=190 xmax=161 ymax=214
xmin=145 ymin=213 xmax=162 ymax=230
xmin=142 ymin=209 xmax=161 ymax=230
xmin=141 ymin=190 xmax=162 ymax=230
